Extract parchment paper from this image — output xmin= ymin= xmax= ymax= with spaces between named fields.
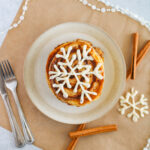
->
xmin=0 ymin=0 xmax=150 ymax=149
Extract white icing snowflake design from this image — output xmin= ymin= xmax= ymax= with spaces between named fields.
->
xmin=143 ymin=138 xmax=150 ymax=150
xmin=49 ymin=45 xmax=104 ymax=104
xmin=118 ymin=88 xmax=149 ymax=122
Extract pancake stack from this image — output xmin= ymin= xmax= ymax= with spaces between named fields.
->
xmin=46 ymin=39 xmax=104 ymax=106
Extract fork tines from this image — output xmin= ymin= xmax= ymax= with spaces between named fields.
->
xmin=0 ymin=60 xmax=15 ymax=80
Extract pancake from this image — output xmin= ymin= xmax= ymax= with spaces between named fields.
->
xmin=46 ymin=39 xmax=104 ymax=106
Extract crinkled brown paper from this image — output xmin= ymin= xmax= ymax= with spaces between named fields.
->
xmin=0 ymin=0 xmax=150 ymax=149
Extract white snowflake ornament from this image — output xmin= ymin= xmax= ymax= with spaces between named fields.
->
xmin=118 ymin=88 xmax=149 ymax=122
xmin=143 ymin=138 xmax=150 ymax=150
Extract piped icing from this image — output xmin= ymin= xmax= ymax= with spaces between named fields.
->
xmin=49 ymin=44 xmax=104 ymax=104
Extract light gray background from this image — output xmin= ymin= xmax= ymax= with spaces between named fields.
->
xmin=111 ymin=0 xmax=150 ymax=21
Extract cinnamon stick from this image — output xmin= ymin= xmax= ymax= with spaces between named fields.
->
xmin=67 ymin=124 xmax=85 ymax=150
xmin=131 ymin=33 xmax=138 ymax=79
xmin=67 ymin=39 xmax=150 ymax=149
xmin=69 ymin=124 xmax=117 ymax=138
xmin=126 ymin=41 xmax=150 ymax=80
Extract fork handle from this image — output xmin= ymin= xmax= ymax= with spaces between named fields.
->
xmin=12 ymin=88 xmax=34 ymax=144
xmin=2 ymin=94 xmax=25 ymax=147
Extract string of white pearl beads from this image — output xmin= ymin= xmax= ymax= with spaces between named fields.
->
xmin=0 ymin=0 xmax=30 ymax=34
xmin=79 ymin=0 xmax=116 ymax=13
xmin=79 ymin=0 xmax=150 ymax=31
xmin=143 ymin=138 xmax=150 ymax=150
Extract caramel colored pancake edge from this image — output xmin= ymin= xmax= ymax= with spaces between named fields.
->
xmin=46 ymin=39 xmax=104 ymax=107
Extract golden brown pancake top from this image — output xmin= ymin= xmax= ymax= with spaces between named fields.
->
xmin=46 ymin=39 xmax=104 ymax=106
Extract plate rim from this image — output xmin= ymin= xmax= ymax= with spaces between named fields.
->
xmin=24 ymin=22 xmax=126 ymax=124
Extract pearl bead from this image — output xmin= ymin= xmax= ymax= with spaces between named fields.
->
xmin=83 ymin=0 xmax=87 ymax=5
xmin=148 ymin=138 xmax=150 ymax=143
xmin=143 ymin=148 xmax=148 ymax=150
xmin=20 ymin=16 xmax=24 ymax=20
xmin=23 ymin=6 xmax=27 ymax=11
xmin=101 ymin=8 xmax=106 ymax=13
xmin=92 ymin=5 xmax=96 ymax=10
xmin=13 ymin=23 xmax=18 ymax=28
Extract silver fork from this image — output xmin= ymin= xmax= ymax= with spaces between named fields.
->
xmin=0 ymin=64 xmax=25 ymax=147
xmin=1 ymin=60 xmax=34 ymax=144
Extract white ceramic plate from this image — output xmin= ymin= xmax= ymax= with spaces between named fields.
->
xmin=24 ymin=22 xmax=126 ymax=124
